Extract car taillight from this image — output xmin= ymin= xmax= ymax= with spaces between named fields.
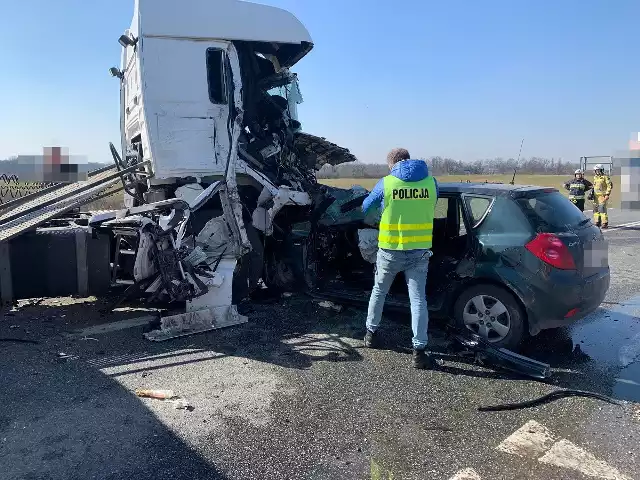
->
xmin=525 ymin=233 xmax=576 ymax=270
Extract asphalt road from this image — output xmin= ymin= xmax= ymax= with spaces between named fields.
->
xmin=1 ymin=209 xmax=640 ymax=480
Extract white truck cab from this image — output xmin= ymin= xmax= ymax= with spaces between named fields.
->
xmin=120 ymin=0 xmax=312 ymax=183
xmin=101 ymin=0 xmax=356 ymax=337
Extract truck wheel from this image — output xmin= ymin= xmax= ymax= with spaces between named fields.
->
xmin=453 ymin=284 xmax=526 ymax=351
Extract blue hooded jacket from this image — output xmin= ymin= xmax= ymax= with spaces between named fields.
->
xmin=362 ymin=159 xmax=439 ymax=213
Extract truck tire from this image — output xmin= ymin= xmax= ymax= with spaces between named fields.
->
xmin=453 ymin=284 xmax=526 ymax=351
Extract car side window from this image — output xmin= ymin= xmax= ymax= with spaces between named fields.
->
xmin=464 ymin=196 xmax=492 ymax=227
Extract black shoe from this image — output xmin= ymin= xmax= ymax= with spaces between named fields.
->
xmin=602 ymin=223 xmax=609 ymax=229
xmin=412 ymin=349 xmax=433 ymax=370
xmin=364 ymin=329 xmax=378 ymax=348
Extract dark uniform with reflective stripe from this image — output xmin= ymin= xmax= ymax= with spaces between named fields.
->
xmin=563 ymin=177 xmax=593 ymax=212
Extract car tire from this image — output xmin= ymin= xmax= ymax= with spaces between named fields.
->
xmin=453 ymin=284 xmax=526 ymax=351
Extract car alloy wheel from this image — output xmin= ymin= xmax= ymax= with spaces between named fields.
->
xmin=462 ymin=294 xmax=511 ymax=342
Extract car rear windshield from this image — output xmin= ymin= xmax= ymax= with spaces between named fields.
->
xmin=515 ymin=191 xmax=587 ymax=230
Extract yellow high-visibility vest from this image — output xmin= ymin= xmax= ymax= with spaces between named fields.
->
xmin=378 ymin=175 xmax=437 ymax=250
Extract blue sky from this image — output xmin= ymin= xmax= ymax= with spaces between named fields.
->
xmin=1 ymin=0 xmax=638 ymax=164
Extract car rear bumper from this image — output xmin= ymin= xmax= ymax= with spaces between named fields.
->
xmin=526 ymin=268 xmax=610 ymax=334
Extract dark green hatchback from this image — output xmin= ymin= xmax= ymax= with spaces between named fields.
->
xmin=303 ymin=182 xmax=610 ymax=350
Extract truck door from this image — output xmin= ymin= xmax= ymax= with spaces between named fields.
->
xmin=141 ymin=38 xmax=242 ymax=180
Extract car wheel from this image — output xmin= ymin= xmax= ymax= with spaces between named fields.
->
xmin=453 ymin=284 xmax=526 ymax=350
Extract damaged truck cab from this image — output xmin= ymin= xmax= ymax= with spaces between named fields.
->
xmin=97 ymin=0 xmax=356 ymax=334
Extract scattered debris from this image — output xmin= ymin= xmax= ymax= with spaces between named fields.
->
xmin=134 ymin=388 xmax=193 ymax=411
xmin=317 ymin=300 xmax=343 ymax=312
xmin=171 ymin=399 xmax=195 ymax=411
xmin=451 ymin=329 xmax=551 ymax=379
xmin=135 ymin=389 xmax=176 ymax=400
xmin=282 ymin=292 xmax=293 ymax=298
xmin=79 ymin=336 xmax=99 ymax=342
xmin=57 ymin=352 xmax=78 ymax=360
xmin=632 ymin=405 xmax=640 ymax=422
xmin=478 ymin=389 xmax=622 ymax=412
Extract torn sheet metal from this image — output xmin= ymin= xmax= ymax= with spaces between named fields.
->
xmin=144 ymin=305 xmax=248 ymax=341
xmin=187 ymin=258 xmax=236 ymax=311
xmin=252 ymin=185 xmax=312 ymax=235
xmin=196 ymin=216 xmax=241 ymax=260
xmin=453 ymin=330 xmax=551 ymax=379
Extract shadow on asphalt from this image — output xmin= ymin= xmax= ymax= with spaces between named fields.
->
xmin=0 ymin=340 xmax=230 ymax=480
xmin=0 ymin=293 xmax=368 ymax=480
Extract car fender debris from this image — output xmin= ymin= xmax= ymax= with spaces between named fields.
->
xmin=479 ymin=389 xmax=622 ymax=412
xmin=451 ymin=329 xmax=551 ymax=379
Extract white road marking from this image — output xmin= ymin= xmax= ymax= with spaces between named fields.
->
xmin=448 ymin=468 xmax=481 ymax=480
xmin=498 ymin=421 xmax=633 ymax=479
xmin=538 ymin=439 xmax=631 ymax=480
xmin=605 ymin=220 xmax=640 ymax=232
xmin=495 ymin=420 xmax=556 ymax=458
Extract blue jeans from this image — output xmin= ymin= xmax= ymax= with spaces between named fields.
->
xmin=366 ymin=248 xmax=432 ymax=349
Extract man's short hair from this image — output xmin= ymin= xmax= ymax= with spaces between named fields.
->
xmin=387 ymin=148 xmax=411 ymax=168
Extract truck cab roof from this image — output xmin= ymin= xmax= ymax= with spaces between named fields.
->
xmin=133 ymin=0 xmax=313 ymax=67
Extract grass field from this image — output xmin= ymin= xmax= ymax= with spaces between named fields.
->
xmin=0 ymin=174 xmax=621 ymax=211
xmin=321 ymin=174 xmax=621 ymax=207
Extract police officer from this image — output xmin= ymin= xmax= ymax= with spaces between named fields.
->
xmin=361 ymin=148 xmax=439 ymax=369
xmin=563 ymin=169 xmax=592 ymax=212
xmin=592 ymin=164 xmax=613 ymax=229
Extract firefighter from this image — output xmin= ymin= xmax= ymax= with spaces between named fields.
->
xmin=563 ymin=169 xmax=592 ymax=212
xmin=361 ymin=148 xmax=439 ymax=369
xmin=591 ymin=164 xmax=613 ymax=229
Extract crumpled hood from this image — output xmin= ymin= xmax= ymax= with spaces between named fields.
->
xmin=389 ymin=159 xmax=430 ymax=182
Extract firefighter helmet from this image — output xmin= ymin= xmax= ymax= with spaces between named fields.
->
xmin=594 ymin=164 xmax=604 ymax=171
xmin=574 ymin=169 xmax=583 ymax=175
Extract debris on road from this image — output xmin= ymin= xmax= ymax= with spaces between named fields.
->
xmin=478 ymin=389 xmax=622 ymax=412
xmin=56 ymin=352 xmax=77 ymax=360
xmin=317 ymin=300 xmax=343 ymax=312
xmin=135 ymin=389 xmax=176 ymax=400
xmin=171 ymin=399 xmax=195 ymax=411
xmin=451 ymin=330 xmax=551 ymax=379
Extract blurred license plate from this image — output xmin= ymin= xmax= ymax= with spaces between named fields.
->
xmin=584 ymin=238 xmax=609 ymax=268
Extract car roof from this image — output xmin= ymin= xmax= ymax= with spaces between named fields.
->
xmin=438 ymin=182 xmax=557 ymax=196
